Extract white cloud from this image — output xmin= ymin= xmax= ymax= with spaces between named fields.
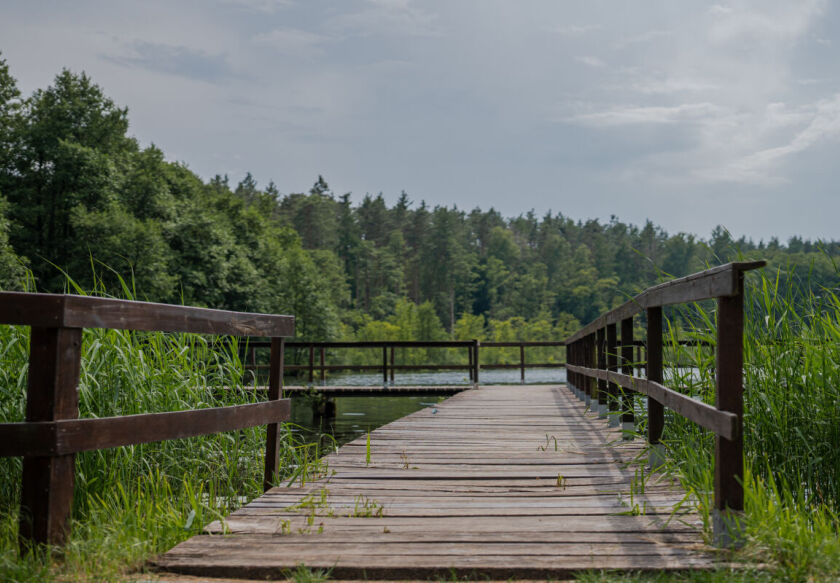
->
xmin=707 ymin=0 xmax=825 ymax=45
xmin=550 ymin=24 xmax=601 ymax=36
xmin=631 ymin=78 xmax=720 ymax=95
xmin=575 ymin=55 xmax=605 ymax=68
xmin=568 ymin=103 xmax=723 ymax=127
xmin=704 ymin=94 xmax=840 ymax=184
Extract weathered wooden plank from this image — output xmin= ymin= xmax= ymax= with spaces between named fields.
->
xmin=4 ymin=400 xmax=291 ymax=456
xmin=0 ymin=292 xmax=295 ymax=336
xmin=156 ymin=385 xmax=715 ymax=578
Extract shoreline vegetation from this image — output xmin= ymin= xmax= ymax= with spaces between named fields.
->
xmin=0 ymin=56 xmax=839 ymax=582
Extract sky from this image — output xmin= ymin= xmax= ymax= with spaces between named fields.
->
xmin=1 ymin=0 xmax=838 ymax=242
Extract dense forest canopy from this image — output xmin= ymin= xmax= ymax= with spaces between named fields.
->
xmin=0 ymin=56 xmax=838 ymax=341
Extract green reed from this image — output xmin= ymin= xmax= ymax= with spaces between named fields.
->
xmin=648 ymin=265 xmax=840 ymax=581
xmin=0 ymin=288 xmax=327 ymax=581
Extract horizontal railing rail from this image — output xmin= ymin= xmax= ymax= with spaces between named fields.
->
xmin=243 ymin=340 xmax=566 ymax=385
xmin=563 ymin=261 xmax=764 ymax=547
xmin=0 ymin=292 xmax=294 ymax=551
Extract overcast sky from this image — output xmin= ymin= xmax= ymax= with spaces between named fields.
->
xmin=2 ymin=1 xmax=838 ymax=242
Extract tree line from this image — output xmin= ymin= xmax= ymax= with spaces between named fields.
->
xmin=1 ymin=55 xmax=837 ymax=342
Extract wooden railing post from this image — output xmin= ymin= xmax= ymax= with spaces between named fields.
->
xmin=620 ymin=317 xmax=635 ymax=436
xmin=468 ymin=343 xmax=474 ymax=382
xmin=714 ymin=276 xmax=745 ymax=547
xmin=606 ymin=323 xmax=619 ymax=427
xmin=520 ymin=344 xmax=525 ymax=383
xmin=19 ymin=326 xmax=82 ymax=551
xmin=389 ymin=346 xmax=395 ymax=384
xmin=263 ymin=337 xmax=285 ymax=492
xmin=568 ymin=341 xmax=577 ymax=398
xmin=319 ymin=346 xmax=325 ymax=385
xmin=585 ymin=334 xmax=594 ymax=407
xmin=646 ymin=307 xmax=665 ymax=468
xmin=308 ymin=344 xmax=314 ymax=385
xmin=473 ymin=340 xmax=480 ymax=387
xmin=382 ymin=346 xmax=388 ymax=386
xmin=596 ymin=327 xmax=607 ymax=418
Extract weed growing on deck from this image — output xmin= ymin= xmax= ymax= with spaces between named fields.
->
xmin=349 ymin=494 xmax=384 ymax=518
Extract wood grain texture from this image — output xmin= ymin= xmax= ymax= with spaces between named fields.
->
xmin=3 ymin=400 xmax=291 ymax=456
xmin=155 ymin=384 xmax=718 ymax=578
xmin=0 ymin=292 xmax=294 ymax=337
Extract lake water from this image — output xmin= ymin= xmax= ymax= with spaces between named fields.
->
xmin=287 ymin=368 xmax=567 ymax=446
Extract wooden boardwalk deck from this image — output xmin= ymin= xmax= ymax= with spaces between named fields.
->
xmin=155 ymin=385 xmax=718 ymax=579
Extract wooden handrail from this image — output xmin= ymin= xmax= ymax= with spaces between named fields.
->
xmin=244 ymin=340 xmax=567 ymax=385
xmin=565 ymin=261 xmax=764 ymax=343
xmin=563 ymin=261 xmax=765 ymax=548
xmin=0 ymin=293 xmax=294 ymax=551
xmin=0 ymin=292 xmax=294 ymax=336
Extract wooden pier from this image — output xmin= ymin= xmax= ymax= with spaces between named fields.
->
xmin=155 ymin=384 xmax=718 ymax=579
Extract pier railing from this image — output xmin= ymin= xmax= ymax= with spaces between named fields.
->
xmin=563 ymin=261 xmax=764 ymax=546
xmin=0 ymin=293 xmax=294 ymax=550
xmin=243 ymin=340 xmax=566 ymax=385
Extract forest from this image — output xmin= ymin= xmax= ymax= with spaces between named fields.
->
xmin=1 ymin=55 xmax=839 ymax=343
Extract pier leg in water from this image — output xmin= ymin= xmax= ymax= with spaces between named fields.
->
xmin=316 ymin=397 xmax=337 ymax=421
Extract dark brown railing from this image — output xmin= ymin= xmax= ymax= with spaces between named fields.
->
xmin=564 ymin=261 xmax=765 ymax=546
xmin=0 ymin=293 xmax=294 ymax=551
xmin=244 ymin=340 xmax=566 ymax=386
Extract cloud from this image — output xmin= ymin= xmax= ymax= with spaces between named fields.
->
xmin=330 ymin=0 xmax=439 ymax=37
xmin=704 ymin=94 xmax=840 ymax=183
xmin=707 ymin=0 xmax=825 ymax=45
xmin=253 ymin=27 xmax=330 ymax=55
xmin=219 ymin=0 xmax=292 ymax=13
xmin=575 ymin=55 xmax=605 ymax=68
xmin=614 ymin=29 xmax=674 ymax=48
xmin=104 ymin=41 xmax=241 ymax=83
xmin=567 ymin=103 xmax=723 ymax=127
xmin=550 ymin=24 xmax=601 ymax=36
xmin=631 ymin=78 xmax=721 ymax=95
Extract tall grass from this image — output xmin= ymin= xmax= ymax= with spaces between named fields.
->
xmin=649 ymin=264 xmax=840 ymax=581
xmin=0 ymin=286 xmax=328 ymax=582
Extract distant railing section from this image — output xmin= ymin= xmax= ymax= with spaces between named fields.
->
xmin=243 ymin=340 xmax=566 ymax=386
xmin=563 ymin=261 xmax=765 ymax=547
xmin=0 ymin=293 xmax=294 ymax=551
